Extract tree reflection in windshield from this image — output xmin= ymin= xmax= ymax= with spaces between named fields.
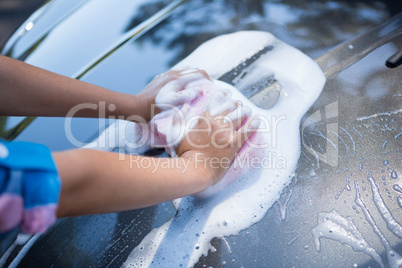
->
xmin=126 ymin=0 xmax=398 ymax=66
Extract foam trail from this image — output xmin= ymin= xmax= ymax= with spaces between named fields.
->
xmin=302 ymin=151 xmax=312 ymax=162
xmin=303 ymin=135 xmax=320 ymax=169
xmin=115 ymin=31 xmax=325 ymax=267
xmin=316 ymin=143 xmax=325 ymax=155
xmin=354 ymin=181 xmax=402 ymax=268
xmin=311 ymin=130 xmax=339 ymax=151
xmin=356 ymin=109 xmax=402 ymax=121
xmin=311 ymin=210 xmax=384 ymax=268
xmin=221 ymin=237 xmax=232 ymax=253
xmin=331 ymin=129 xmax=351 ymax=158
xmin=339 ymin=126 xmax=356 ymax=155
xmin=381 ymin=140 xmax=388 ymax=149
xmin=335 ymin=177 xmax=351 ymax=200
xmin=8 ymin=234 xmax=41 ymax=268
xmin=366 ymin=174 xmax=402 ymax=239
xmin=0 ymin=234 xmax=31 ymax=267
xmin=309 ymin=130 xmax=340 ymax=162
xmin=286 ymin=235 xmax=299 ymax=246
xmin=278 ymin=189 xmax=293 ymax=221
xmin=353 ymin=127 xmax=363 ymax=141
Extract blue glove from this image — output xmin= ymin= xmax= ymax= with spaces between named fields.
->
xmin=0 ymin=140 xmax=60 ymax=235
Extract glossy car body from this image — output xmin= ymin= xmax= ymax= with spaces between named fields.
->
xmin=0 ymin=0 xmax=401 ymax=267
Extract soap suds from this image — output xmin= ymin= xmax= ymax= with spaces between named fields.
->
xmin=278 ymin=189 xmax=293 ymax=221
xmin=311 ymin=210 xmax=384 ymax=268
xmin=354 ymin=181 xmax=402 ymax=268
xmin=120 ymin=31 xmax=326 ymax=267
xmin=366 ymin=174 xmax=402 ymax=239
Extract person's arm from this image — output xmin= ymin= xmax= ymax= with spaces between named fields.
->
xmin=54 ymin=150 xmax=211 ymax=217
xmin=0 ymin=55 xmax=209 ymax=122
xmin=54 ymin=104 xmax=257 ymax=217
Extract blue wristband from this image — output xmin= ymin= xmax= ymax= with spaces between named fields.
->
xmin=0 ymin=140 xmax=60 ymax=235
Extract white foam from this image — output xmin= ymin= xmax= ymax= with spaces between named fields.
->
xmin=155 ymin=73 xmax=206 ymax=109
xmin=367 ymin=174 xmax=402 ymax=239
xmin=354 ymin=181 xmax=402 ymax=268
xmin=120 ymin=31 xmax=326 ymax=267
xmin=225 ymin=105 xmax=252 ymax=124
xmin=311 ymin=210 xmax=384 ymax=268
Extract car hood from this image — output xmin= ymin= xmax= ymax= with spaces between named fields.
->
xmin=1 ymin=1 xmax=401 ymax=267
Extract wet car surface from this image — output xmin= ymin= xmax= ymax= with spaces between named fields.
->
xmin=0 ymin=0 xmax=401 ymax=267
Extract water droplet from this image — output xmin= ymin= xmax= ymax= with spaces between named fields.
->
xmin=397 ymin=197 xmax=402 ymax=208
xmin=348 ymin=44 xmax=354 ymax=49
xmin=391 ymin=170 xmax=398 ymax=179
xmin=223 ymin=221 xmax=228 ymax=226
xmin=383 ymin=160 xmax=389 ymax=166
xmin=392 ymin=184 xmax=402 ymax=193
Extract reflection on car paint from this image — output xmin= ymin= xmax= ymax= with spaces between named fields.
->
xmin=1 ymin=0 xmax=401 ymax=267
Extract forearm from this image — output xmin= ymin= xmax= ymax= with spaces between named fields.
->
xmin=0 ymin=55 xmax=145 ymax=120
xmin=53 ymin=149 xmax=212 ymax=217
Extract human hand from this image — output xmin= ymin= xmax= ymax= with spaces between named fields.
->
xmin=136 ymin=68 xmax=210 ymax=122
xmin=176 ymin=91 xmax=260 ymax=186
